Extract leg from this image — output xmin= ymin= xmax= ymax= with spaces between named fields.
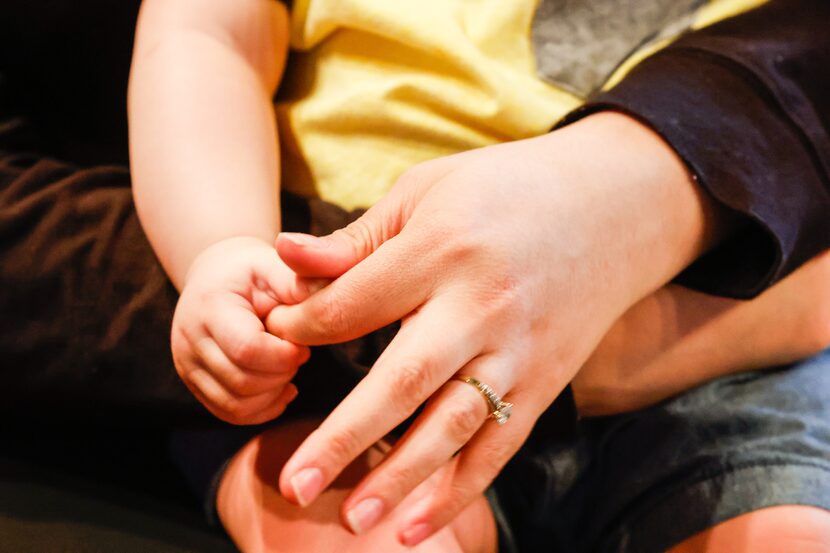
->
xmin=485 ymin=348 xmax=830 ymax=552
xmin=0 ymin=138 xmax=204 ymax=426
xmin=669 ymin=505 xmax=830 ymax=553
xmin=216 ymin=419 xmax=498 ymax=553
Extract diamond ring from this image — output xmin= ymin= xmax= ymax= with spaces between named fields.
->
xmin=454 ymin=375 xmax=513 ymax=425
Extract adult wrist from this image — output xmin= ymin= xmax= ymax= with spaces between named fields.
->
xmin=548 ymin=112 xmax=733 ymax=305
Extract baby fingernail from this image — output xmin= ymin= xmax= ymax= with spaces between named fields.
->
xmin=346 ymin=497 xmax=384 ymax=534
xmin=290 ymin=467 xmax=323 ymax=507
xmin=400 ymin=522 xmax=432 ymax=547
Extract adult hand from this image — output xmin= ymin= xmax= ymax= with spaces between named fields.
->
xmin=172 ymin=236 xmax=323 ymax=425
xmin=266 ymin=113 xmax=722 ymax=545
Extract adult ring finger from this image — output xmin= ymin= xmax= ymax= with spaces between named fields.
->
xmin=455 ymin=375 xmax=513 ymax=425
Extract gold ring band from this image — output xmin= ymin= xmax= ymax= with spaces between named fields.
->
xmin=455 ymin=375 xmax=513 ymax=425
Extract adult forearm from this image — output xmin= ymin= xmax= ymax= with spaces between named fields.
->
xmin=543 ymin=112 xmax=733 ymax=321
xmin=574 ymin=250 xmax=830 ymax=416
xmin=128 ymin=0 xmax=287 ymax=289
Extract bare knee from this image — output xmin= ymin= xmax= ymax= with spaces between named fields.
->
xmin=669 ymin=505 xmax=830 ymax=553
xmin=215 ymin=418 xmax=495 ymax=553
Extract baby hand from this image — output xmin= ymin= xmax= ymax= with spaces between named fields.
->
xmin=172 ymin=236 xmax=321 ymax=425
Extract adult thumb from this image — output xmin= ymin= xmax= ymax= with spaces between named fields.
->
xmin=276 ymin=190 xmax=412 ymax=278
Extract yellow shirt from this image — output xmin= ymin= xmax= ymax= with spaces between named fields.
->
xmin=276 ymin=0 xmax=766 ymax=210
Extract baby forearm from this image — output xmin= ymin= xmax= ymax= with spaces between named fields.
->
xmin=574 ymin=250 xmax=830 ymax=416
xmin=128 ymin=0 xmax=288 ymax=289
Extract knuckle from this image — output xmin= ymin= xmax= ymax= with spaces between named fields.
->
xmin=393 ymin=361 xmax=433 ymax=413
xmin=311 ymin=294 xmax=351 ymax=336
xmin=380 ymin=463 xmax=419 ymax=500
xmin=475 ymin=276 xmax=527 ymax=326
xmin=338 ymin=219 xmax=378 ymax=258
xmin=320 ymin=426 xmax=363 ymax=467
xmin=172 ymin=351 xmax=189 ymax=379
xmin=214 ymin=394 xmax=244 ymax=419
xmin=226 ymin=372 xmax=261 ymax=396
xmin=226 ymin=334 xmax=260 ymax=368
xmin=170 ymin=330 xmax=192 ymax=377
xmin=445 ymin=396 xmax=484 ymax=441
xmin=434 ymin=220 xmax=479 ymax=261
xmin=482 ymin=274 xmax=522 ymax=309
xmin=439 ymin=485 xmax=477 ymax=521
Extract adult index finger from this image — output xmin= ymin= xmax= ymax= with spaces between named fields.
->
xmin=264 ymin=229 xmax=438 ymax=346
xmin=276 ymin=296 xmax=487 ymax=508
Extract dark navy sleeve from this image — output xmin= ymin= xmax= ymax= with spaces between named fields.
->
xmin=559 ymin=0 xmax=830 ymax=299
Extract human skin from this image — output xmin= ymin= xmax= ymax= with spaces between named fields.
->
xmin=129 ymin=1 xmax=830 ymax=549
xmin=128 ymin=0 xmax=314 ymax=424
xmin=574 ymin=248 xmax=830 ymax=416
xmin=217 ymin=419 xmax=497 ymax=553
xmin=217 ymin=248 xmax=830 ymax=552
xmin=264 ymin=111 xmax=728 ymax=545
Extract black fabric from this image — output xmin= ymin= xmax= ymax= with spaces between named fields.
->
xmin=0 ymin=1 xmax=142 ymax=167
xmin=561 ymin=0 xmax=830 ymax=299
xmin=0 ymin=429 xmax=236 ymax=553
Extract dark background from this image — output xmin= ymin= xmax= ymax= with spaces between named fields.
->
xmin=0 ymin=2 xmax=235 ymax=550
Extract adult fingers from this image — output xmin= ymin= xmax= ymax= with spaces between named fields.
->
xmin=188 ymin=366 xmax=298 ymax=425
xmin=275 ymin=158 xmax=458 ymax=278
xmin=395 ymin=388 xmax=544 ymax=547
xmin=276 ymin=298 xmax=486 ymax=507
xmin=206 ymin=294 xmax=310 ymax=373
xmin=276 ymin=186 xmax=412 ymax=278
xmin=265 ymin=228 xmax=436 ymax=346
xmin=339 ymin=354 xmax=513 ymax=535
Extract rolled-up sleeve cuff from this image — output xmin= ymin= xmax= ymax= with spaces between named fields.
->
xmin=557 ymin=47 xmax=830 ymax=299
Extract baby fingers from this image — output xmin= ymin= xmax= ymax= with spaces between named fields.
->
xmin=187 ymin=363 xmax=298 ymax=425
xmin=205 ymin=294 xmax=310 ymax=374
xmin=194 ymin=335 xmax=299 ymax=397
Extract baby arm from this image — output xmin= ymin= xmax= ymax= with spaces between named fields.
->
xmin=129 ymin=0 xmax=309 ymax=424
xmin=573 ymin=250 xmax=830 ymax=416
xmin=129 ymin=0 xmax=287 ymax=285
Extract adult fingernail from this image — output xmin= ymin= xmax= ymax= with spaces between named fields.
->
xmin=290 ymin=467 xmax=323 ymax=507
xmin=280 ymin=232 xmax=327 ymax=248
xmin=400 ymin=522 xmax=432 ymax=547
xmin=346 ymin=497 xmax=384 ymax=535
